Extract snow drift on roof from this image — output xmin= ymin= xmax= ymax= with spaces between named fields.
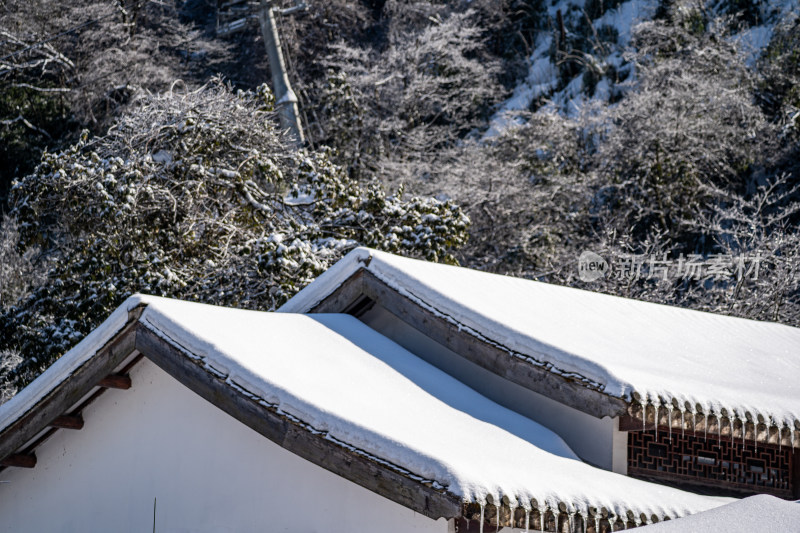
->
xmin=280 ymin=248 xmax=800 ymax=439
xmin=134 ymin=296 xmax=728 ymax=520
xmin=0 ymin=294 xmax=729 ymax=522
xmin=635 ymin=494 xmax=800 ymax=532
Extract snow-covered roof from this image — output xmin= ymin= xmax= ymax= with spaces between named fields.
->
xmin=0 ymin=295 xmax=729 ymax=524
xmin=281 ymin=248 xmax=800 ymax=443
xmin=635 ymin=494 xmax=800 ymax=532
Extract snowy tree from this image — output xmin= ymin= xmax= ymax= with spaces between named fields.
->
xmin=416 ymin=12 xmax=800 ymax=329
xmin=0 ymin=217 xmax=44 ymax=404
xmin=564 ymin=175 xmax=800 ymax=328
xmin=309 ymin=4 xmax=506 ymax=182
xmin=0 ymin=350 xmax=21 ymax=405
xmin=700 ymin=175 xmax=800 ymax=324
xmin=1 ymin=79 xmax=468 ymax=388
xmin=587 ymin=18 xmax=775 ymax=243
xmin=0 ymin=216 xmax=45 ymax=308
xmin=0 ymin=0 xmax=232 ymax=197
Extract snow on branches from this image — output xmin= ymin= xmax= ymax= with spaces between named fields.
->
xmin=0 ymin=79 xmax=468 ymax=386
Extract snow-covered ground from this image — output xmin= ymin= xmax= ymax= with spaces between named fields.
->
xmin=734 ymin=0 xmax=800 ymax=65
xmin=486 ymin=0 xmax=800 ymax=135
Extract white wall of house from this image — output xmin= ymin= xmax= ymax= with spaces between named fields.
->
xmin=0 ymin=357 xmax=447 ymax=533
xmin=612 ymin=419 xmax=628 ymax=476
xmin=361 ymin=305 xmax=628 ymax=473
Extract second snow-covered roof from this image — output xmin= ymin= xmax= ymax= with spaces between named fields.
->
xmin=135 ymin=296 xmax=727 ymax=520
xmin=281 ymin=248 xmax=800 ymax=436
xmin=0 ymin=294 xmax=729 ymax=523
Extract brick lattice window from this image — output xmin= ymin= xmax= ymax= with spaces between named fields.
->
xmin=628 ymin=428 xmax=794 ymax=498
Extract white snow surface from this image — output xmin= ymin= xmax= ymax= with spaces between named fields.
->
xmin=730 ymin=0 xmax=799 ymax=67
xmin=281 ymin=248 xmax=800 ymax=433
xmin=0 ymin=294 xmax=730 ymax=520
xmin=635 ymin=495 xmax=800 ymax=532
xmin=487 ymin=0 xmax=800 ymax=135
xmin=133 ymin=296 xmax=729 ymax=518
xmin=486 ymin=0 xmax=659 ymax=131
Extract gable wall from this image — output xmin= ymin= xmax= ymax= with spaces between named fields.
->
xmin=360 ymin=304 xmax=628 ymax=472
xmin=0 ymin=357 xmax=447 ymax=533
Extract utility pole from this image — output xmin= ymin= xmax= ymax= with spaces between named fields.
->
xmin=257 ymin=0 xmax=304 ymax=147
xmin=216 ymin=1 xmax=305 ymax=148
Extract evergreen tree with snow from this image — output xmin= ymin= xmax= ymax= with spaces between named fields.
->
xmin=0 ymin=79 xmax=468 ymax=390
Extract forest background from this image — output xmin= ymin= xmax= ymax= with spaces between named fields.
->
xmin=1 ymin=0 xmax=798 ymax=400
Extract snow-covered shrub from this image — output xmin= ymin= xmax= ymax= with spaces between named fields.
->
xmin=313 ymin=7 xmax=505 ymax=183
xmin=758 ymin=18 xmax=800 ymax=125
xmin=0 ymin=350 xmax=21 ymax=405
xmin=0 ymin=0 xmax=232 ymax=192
xmin=588 ymin=19 xmax=775 ymax=241
xmin=700 ymin=175 xmax=800 ymax=324
xmin=0 ymin=216 xmax=45 ymax=308
xmin=0 ymin=79 xmax=468 ymax=387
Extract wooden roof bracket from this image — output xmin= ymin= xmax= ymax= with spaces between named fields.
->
xmin=0 ymin=300 xmax=462 ymax=519
xmin=0 ymin=305 xmax=145 ymax=470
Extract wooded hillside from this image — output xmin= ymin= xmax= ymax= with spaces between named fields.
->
xmin=1 ymin=0 xmax=798 ymax=396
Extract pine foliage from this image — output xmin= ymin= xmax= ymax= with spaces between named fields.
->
xmin=0 ymin=79 xmax=468 ymax=386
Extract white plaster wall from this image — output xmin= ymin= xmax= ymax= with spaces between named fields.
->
xmin=611 ymin=419 xmax=628 ymax=476
xmin=361 ymin=305 xmax=621 ymax=470
xmin=0 ymin=358 xmax=447 ymax=533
